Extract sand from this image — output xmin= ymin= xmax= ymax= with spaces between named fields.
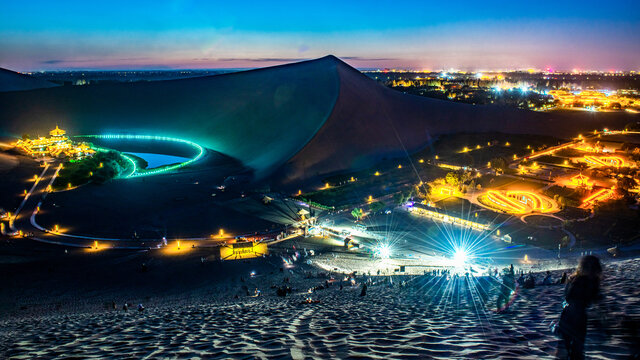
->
xmin=1 ymin=240 xmax=638 ymax=359
xmin=0 ymin=153 xmax=19 ymax=172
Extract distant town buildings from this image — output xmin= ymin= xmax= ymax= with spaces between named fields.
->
xmin=15 ymin=126 xmax=95 ymax=159
xmin=549 ymin=89 xmax=640 ymax=110
xmin=367 ymin=70 xmax=640 ymax=112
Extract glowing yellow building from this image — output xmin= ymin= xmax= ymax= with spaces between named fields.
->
xmin=571 ymin=174 xmax=592 ymax=187
xmin=15 ymin=126 xmax=95 ymax=159
xmin=408 ymin=203 xmax=490 ymax=231
xmin=549 ymin=89 xmax=640 ymax=110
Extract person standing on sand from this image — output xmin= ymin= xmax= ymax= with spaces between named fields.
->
xmin=555 ymin=255 xmax=602 ymax=360
xmin=558 ymin=272 xmax=568 ymax=285
xmin=497 ymin=267 xmax=515 ymax=313
xmin=360 ymin=283 xmax=367 ymax=297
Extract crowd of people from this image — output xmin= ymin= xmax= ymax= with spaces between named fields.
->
xmin=118 ymin=251 xmax=621 ymax=359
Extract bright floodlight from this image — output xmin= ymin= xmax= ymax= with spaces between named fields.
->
xmin=374 ymin=243 xmax=392 ymax=259
xmin=453 ymin=248 xmax=468 ymax=267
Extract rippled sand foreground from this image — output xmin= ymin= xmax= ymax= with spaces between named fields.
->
xmin=1 ymin=258 xmax=639 ymax=359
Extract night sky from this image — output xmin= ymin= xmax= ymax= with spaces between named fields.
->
xmin=1 ymin=0 xmax=639 ymax=71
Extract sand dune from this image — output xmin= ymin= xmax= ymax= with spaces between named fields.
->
xmin=0 ymin=68 xmax=58 ymax=93
xmin=1 ymin=57 xmax=637 ymax=187
xmin=1 ymin=256 xmax=638 ymax=359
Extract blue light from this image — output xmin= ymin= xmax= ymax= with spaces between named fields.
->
xmin=78 ymin=134 xmax=205 ymax=178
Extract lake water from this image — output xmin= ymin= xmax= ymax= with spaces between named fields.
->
xmin=127 ymin=152 xmax=190 ymax=169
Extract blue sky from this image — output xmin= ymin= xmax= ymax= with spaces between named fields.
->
xmin=1 ymin=0 xmax=639 ymax=71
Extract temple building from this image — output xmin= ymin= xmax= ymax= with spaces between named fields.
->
xmin=15 ymin=126 xmax=95 ymax=159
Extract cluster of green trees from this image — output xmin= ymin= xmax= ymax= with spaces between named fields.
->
xmin=489 ymin=157 xmax=508 ymax=172
xmin=54 ymin=150 xmax=130 ymax=189
xmin=439 ymin=170 xmax=479 ymax=195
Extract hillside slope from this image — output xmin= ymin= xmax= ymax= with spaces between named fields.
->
xmin=274 ymin=57 xmax=638 ymax=185
xmin=0 ymin=68 xmax=58 ymax=92
xmin=1 ymin=57 xmax=637 ymax=186
xmin=0 ymin=58 xmax=340 ymax=178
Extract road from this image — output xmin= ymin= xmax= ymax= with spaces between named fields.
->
xmin=7 ymin=162 xmax=288 ymax=250
xmin=9 ymin=162 xmax=177 ymax=249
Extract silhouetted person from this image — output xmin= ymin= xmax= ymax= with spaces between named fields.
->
xmin=523 ymin=273 xmax=536 ymax=289
xmin=559 ymin=272 xmax=568 ymax=285
xmin=497 ymin=267 xmax=515 ymax=312
xmin=360 ymin=283 xmax=367 ymax=297
xmin=556 ymin=255 xmax=602 ymax=360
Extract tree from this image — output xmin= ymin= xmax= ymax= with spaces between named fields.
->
xmin=351 ymin=208 xmax=364 ymax=220
xmin=617 ymin=177 xmax=635 ymax=191
xmin=397 ymin=189 xmax=415 ymax=204
xmin=489 ymin=157 xmax=508 ymax=171
xmin=461 ymin=171 xmax=473 ymax=184
xmin=369 ymin=201 xmax=385 ymax=214
xmin=445 ymin=172 xmax=461 ymax=186
xmin=415 ymin=183 xmax=430 ymax=200
xmin=616 ymin=177 xmax=636 ymax=197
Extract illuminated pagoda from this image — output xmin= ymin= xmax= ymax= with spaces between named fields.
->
xmin=571 ymin=174 xmax=592 ymax=188
xmin=15 ymin=125 xmax=95 ymax=159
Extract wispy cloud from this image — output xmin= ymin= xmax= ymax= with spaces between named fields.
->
xmin=41 ymin=59 xmax=64 ymax=64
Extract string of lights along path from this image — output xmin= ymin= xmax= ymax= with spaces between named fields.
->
xmin=77 ymin=134 xmax=205 ymax=178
